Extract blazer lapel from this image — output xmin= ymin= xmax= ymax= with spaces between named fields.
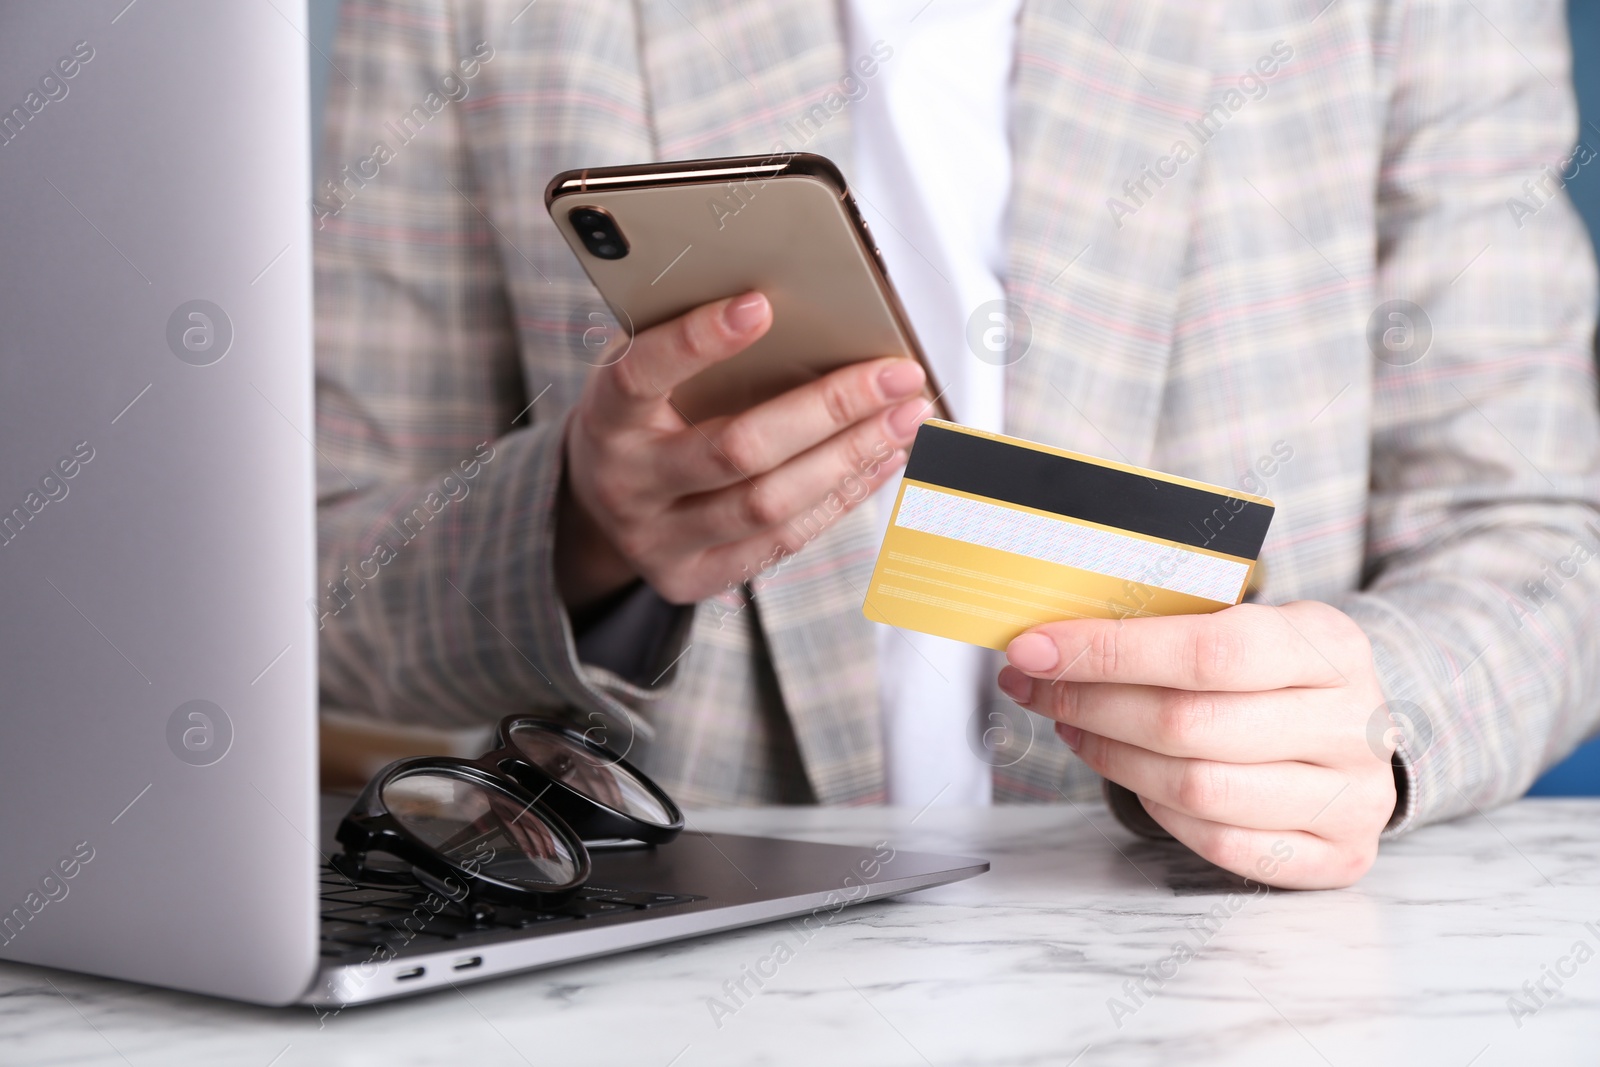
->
xmin=1005 ymin=0 xmax=1222 ymax=464
xmin=635 ymin=0 xmax=853 ymax=163
xmin=635 ymin=0 xmax=884 ymax=804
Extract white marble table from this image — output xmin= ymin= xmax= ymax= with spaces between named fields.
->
xmin=4 ymin=799 xmax=1600 ymax=1066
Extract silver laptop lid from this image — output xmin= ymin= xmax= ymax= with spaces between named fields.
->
xmin=0 ymin=0 xmax=319 ymax=1004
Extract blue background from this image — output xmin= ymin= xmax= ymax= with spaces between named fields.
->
xmin=1524 ymin=1 xmax=1600 ymax=795
xmin=303 ymin=0 xmax=1600 ymax=793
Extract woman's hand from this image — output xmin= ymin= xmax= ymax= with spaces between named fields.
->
xmin=999 ymin=601 xmax=1397 ymax=889
xmin=557 ymin=291 xmax=928 ymax=608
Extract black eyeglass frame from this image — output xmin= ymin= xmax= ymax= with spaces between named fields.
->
xmin=336 ymin=757 xmax=592 ymax=907
xmin=334 ymin=716 xmax=684 ymax=908
xmin=489 ymin=715 xmax=685 ymax=846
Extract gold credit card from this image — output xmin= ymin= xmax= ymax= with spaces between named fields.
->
xmin=862 ymin=421 xmax=1276 ymax=650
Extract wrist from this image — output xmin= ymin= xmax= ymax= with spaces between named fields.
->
xmin=555 ymin=452 xmax=638 ymax=611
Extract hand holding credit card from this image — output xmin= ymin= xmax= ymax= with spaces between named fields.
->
xmin=862 ymin=420 xmax=1274 ymax=648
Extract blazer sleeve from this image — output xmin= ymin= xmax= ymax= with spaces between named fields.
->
xmin=1337 ymin=0 xmax=1600 ymax=833
xmin=312 ymin=0 xmax=673 ymax=737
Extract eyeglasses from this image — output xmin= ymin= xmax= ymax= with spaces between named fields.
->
xmin=334 ymin=716 xmax=683 ymax=910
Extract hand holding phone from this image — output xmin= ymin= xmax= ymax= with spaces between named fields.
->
xmin=546 ymin=153 xmax=947 ymax=423
xmin=555 ymin=291 xmax=930 ymax=609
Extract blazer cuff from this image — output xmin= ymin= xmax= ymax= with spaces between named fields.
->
xmin=1382 ymin=749 xmax=1418 ymax=838
xmin=1102 ymin=780 xmax=1173 ymax=840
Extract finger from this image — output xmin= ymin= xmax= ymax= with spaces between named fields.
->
xmin=1002 ymin=673 xmax=1352 ymax=764
xmin=666 ymin=415 xmax=912 ymax=547
xmin=594 ymin=773 xmax=624 ymax=811
xmin=514 ymin=810 xmax=556 ymax=859
xmin=536 ymin=820 xmax=558 ymax=859
xmin=519 ymin=822 xmax=556 ymax=861
xmin=1137 ymin=799 xmax=1376 ymax=890
xmin=676 ymin=450 xmax=909 ymax=598
xmin=1067 ymin=729 xmax=1358 ymax=833
xmin=626 ymin=439 xmax=906 ymax=601
xmin=1004 ymin=601 xmax=1363 ymax=692
xmin=573 ymin=762 xmax=625 ymax=810
xmin=656 ymin=357 xmax=928 ymax=492
xmin=591 ymin=292 xmax=773 ymax=425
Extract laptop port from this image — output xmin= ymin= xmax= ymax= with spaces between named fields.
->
xmin=395 ymin=967 xmax=425 ymax=981
xmin=453 ymin=956 xmax=484 ymax=971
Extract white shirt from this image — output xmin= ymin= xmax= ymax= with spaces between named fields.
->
xmin=844 ymin=0 xmax=1024 ymax=807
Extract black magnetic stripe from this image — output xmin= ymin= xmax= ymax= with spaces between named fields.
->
xmin=902 ymin=424 xmax=1274 ymax=558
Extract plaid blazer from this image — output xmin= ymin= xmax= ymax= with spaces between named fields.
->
xmin=316 ymin=0 xmax=1600 ymax=829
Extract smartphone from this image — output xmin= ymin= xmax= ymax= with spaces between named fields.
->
xmin=545 ymin=153 xmax=948 ymax=423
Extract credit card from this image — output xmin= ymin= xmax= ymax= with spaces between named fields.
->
xmin=862 ymin=421 xmax=1275 ymax=650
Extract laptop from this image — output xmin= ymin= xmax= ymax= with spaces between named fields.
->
xmin=0 ymin=0 xmax=986 ymax=1008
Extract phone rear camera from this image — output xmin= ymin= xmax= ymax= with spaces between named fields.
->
xmin=569 ymin=207 xmax=628 ymax=260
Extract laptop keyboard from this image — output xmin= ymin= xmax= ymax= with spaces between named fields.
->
xmin=317 ymin=863 xmax=704 ymax=962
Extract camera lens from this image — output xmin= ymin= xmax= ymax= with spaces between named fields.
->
xmin=569 ymin=207 xmax=628 ymax=260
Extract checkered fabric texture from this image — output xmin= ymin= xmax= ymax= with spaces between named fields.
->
xmin=314 ymin=0 xmax=1600 ymax=831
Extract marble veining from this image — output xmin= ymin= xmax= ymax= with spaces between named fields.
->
xmin=2 ymin=800 xmax=1599 ymax=1065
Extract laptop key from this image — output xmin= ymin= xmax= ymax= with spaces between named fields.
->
xmin=580 ymin=888 xmax=701 ymax=908
xmin=323 ymin=923 xmax=405 ymax=946
xmin=493 ymin=907 xmax=576 ymax=928
xmin=323 ymin=904 xmax=417 ymax=923
xmin=320 ymin=867 xmax=421 ymax=893
xmin=408 ymin=915 xmax=482 ymax=938
xmin=320 ymin=920 xmax=372 ymax=940
xmin=320 ymin=940 xmax=365 ymax=959
xmin=563 ymin=899 xmax=632 ymax=918
xmin=321 ymin=887 xmax=419 ymax=905
xmin=576 ymin=889 xmax=653 ymax=907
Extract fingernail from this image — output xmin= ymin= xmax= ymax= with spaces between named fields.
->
xmin=1006 ymin=632 xmax=1059 ymax=672
xmin=1056 ymin=724 xmax=1083 ymax=751
xmin=887 ymin=400 xmax=927 ymax=441
xmin=997 ymin=666 xmax=1031 ymax=702
xmin=877 ymin=360 xmax=925 ymax=399
xmin=724 ymin=292 xmax=768 ymax=333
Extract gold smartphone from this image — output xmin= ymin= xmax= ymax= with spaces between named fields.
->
xmin=545 ymin=153 xmax=948 ymax=423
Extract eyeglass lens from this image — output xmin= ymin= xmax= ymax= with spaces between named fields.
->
xmin=507 ymin=723 xmax=673 ymax=826
xmin=380 ymin=771 xmax=580 ymax=889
